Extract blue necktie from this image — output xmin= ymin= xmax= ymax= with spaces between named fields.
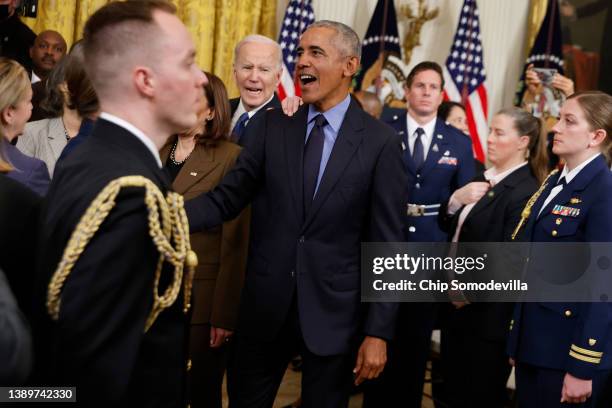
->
xmin=303 ymin=114 xmax=327 ymax=215
xmin=231 ymin=112 xmax=250 ymax=144
xmin=412 ymin=127 xmax=425 ymax=169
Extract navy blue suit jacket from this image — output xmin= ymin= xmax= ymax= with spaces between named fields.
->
xmin=186 ymin=99 xmax=408 ymax=356
xmin=507 ymin=155 xmax=612 ymax=379
xmin=385 ymin=112 xmax=474 ymax=242
xmin=3 ymin=140 xmax=49 ymax=196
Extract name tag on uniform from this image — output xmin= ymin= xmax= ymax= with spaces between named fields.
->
xmin=551 ymin=204 xmax=580 ymax=217
xmin=438 ymin=156 xmax=458 ymax=166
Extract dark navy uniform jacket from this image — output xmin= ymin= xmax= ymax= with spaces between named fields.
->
xmin=384 ymin=110 xmax=474 ymax=242
xmin=507 ymin=154 xmax=612 ymax=380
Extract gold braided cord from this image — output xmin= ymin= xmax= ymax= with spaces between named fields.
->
xmin=46 ymin=176 xmax=198 ymax=333
xmin=511 ymin=169 xmax=559 ymax=241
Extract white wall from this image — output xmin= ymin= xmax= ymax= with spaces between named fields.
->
xmin=276 ymin=0 xmax=530 ymax=126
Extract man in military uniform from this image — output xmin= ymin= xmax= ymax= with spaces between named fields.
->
xmin=364 ymin=61 xmax=475 ymax=408
xmin=32 ymin=2 xmax=206 ymax=406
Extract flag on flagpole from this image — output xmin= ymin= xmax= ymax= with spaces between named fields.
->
xmin=514 ymin=0 xmax=564 ymax=104
xmin=277 ymin=0 xmax=316 ymax=101
xmin=355 ymin=0 xmax=401 ymax=92
xmin=442 ymin=0 xmax=488 ymax=163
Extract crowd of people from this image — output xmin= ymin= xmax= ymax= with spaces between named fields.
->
xmin=1 ymin=1 xmax=611 ymax=408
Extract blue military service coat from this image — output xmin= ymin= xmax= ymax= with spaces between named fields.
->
xmin=507 ymin=154 xmax=612 ymax=380
xmin=385 ymin=111 xmax=474 ymax=242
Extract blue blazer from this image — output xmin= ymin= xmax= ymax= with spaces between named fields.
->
xmin=384 ymin=112 xmax=474 ymax=242
xmin=507 ymin=155 xmax=612 ymax=379
xmin=3 ymin=140 xmax=49 ymax=196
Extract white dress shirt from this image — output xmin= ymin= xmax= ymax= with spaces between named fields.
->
xmin=450 ymin=162 xmax=528 ymax=242
xmin=538 ymin=152 xmax=601 ymax=217
xmin=99 ymin=112 xmax=162 ymax=168
xmin=230 ymin=94 xmax=275 ymax=130
xmin=406 ymin=114 xmax=436 ymax=161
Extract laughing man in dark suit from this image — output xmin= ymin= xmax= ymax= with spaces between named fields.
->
xmin=185 ymin=20 xmax=408 ymax=408
xmin=229 ymin=34 xmax=282 ymax=145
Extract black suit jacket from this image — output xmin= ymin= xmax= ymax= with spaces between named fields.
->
xmin=0 ymin=174 xmax=41 ymax=315
xmin=33 ymin=120 xmax=189 ymax=406
xmin=440 ymin=164 xmax=539 ymax=339
xmin=186 ymin=99 xmax=408 ymax=356
xmin=230 ymin=95 xmax=282 ymax=146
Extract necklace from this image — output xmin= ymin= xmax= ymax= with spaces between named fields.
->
xmin=170 ymin=141 xmax=192 ymax=165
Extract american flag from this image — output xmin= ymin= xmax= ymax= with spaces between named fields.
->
xmin=442 ymin=0 xmax=488 ymax=163
xmin=277 ymin=0 xmax=316 ymax=100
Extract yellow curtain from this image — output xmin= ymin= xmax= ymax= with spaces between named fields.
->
xmin=22 ymin=0 xmax=277 ymax=98
xmin=525 ymin=0 xmax=549 ymax=55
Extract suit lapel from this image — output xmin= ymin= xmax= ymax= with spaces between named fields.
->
xmin=418 ymin=119 xmax=448 ymax=177
xmin=48 ymin=117 xmax=68 ymax=160
xmin=285 ymin=107 xmax=308 ymax=223
xmin=303 ymin=101 xmax=364 ymax=230
xmin=398 ymin=115 xmax=416 ymax=176
xmin=169 ymin=146 xmax=220 ymax=195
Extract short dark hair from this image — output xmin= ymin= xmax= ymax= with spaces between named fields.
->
xmin=438 ymin=101 xmax=465 ymax=121
xmin=198 ymin=72 xmax=232 ymax=146
xmin=405 ymin=61 xmax=444 ymax=89
xmin=82 ymin=0 xmax=176 ymax=97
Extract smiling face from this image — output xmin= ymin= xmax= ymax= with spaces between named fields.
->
xmin=233 ymin=41 xmax=281 ymax=112
xmin=405 ymin=69 xmax=444 ymax=119
xmin=295 ymin=26 xmax=358 ymax=112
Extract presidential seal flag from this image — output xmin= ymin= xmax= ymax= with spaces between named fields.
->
xmin=442 ymin=0 xmax=488 ymax=164
xmin=277 ymin=0 xmax=315 ymax=100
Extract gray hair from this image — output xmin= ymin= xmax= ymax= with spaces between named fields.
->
xmin=308 ymin=20 xmax=361 ymax=61
xmin=233 ymin=34 xmax=282 ymax=70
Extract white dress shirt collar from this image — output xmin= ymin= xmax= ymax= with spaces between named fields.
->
xmin=231 ymin=94 xmax=276 ymax=129
xmin=484 ymin=161 xmax=528 ymax=187
xmin=406 ymin=114 xmax=437 ymax=159
xmin=558 ymin=152 xmax=601 ymax=185
xmin=99 ymin=112 xmax=162 ymax=168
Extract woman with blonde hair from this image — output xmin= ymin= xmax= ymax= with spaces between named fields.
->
xmin=0 ymin=58 xmax=49 ymax=195
xmin=508 ymin=91 xmax=612 ymax=407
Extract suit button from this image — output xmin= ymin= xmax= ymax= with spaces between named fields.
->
xmin=552 ymin=230 xmax=558 ymax=237
xmin=290 ymin=270 xmax=295 ymax=277
xmin=556 ymin=218 xmax=563 ymax=225
xmin=415 ymin=183 xmax=421 ymax=189
xmin=565 ymin=310 xmax=572 ymax=317
xmin=409 ymin=226 xmax=416 ymax=233
xmin=299 ymin=236 xmax=305 ymax=243
xmin=187 ymin=359 xmax=192 ymax=371
xmin=416 ymin=174 xmax=421 ymax=178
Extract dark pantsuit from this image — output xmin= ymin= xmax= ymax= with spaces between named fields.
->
xmin=227 ymin=300 xmax=355 ymax=408
xmin=516 ymin=363 xmax=610 ymax=408
xmin=188 ymin=324 xmax=229 ymax=408
xmin=440 ymin=324 xmax=512 ymax=408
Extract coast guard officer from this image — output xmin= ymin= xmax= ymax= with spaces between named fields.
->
xmin=507 ymin=91 xmax=612 ymax=408
xmin=363 ymin=61 xmax=474 ymax=408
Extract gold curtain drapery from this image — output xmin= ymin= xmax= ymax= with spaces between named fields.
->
xmin=22 ymin=0 xmax=277 ymax=98
xmin=525 ymin=0 xmax=549 ymax=55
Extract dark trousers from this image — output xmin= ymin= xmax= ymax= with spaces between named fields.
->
xmin=187 ymin=323 xmax=229 ymax=408
xmin=439 ymin=325 xmax=511 ymax=408
xmin=362 ymin=302 xmax=436 ymax=408
xmin=227 ymin=300 xmax=356 ymax=408
xmin=516 ymin=363 xmax=611 ymax=408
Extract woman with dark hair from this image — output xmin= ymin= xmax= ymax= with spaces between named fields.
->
xmin=17 ymin=41 xmax=99 ymax=177
xmin=439 ymin=107 xmax=548 ymax=407
xmin=508 ymin=91 xmax=612 ymax=408
xmin=160 ymin=72 xmax=249 ymax=408
xmin=438 ymin=100 xmax=485 ymax=174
